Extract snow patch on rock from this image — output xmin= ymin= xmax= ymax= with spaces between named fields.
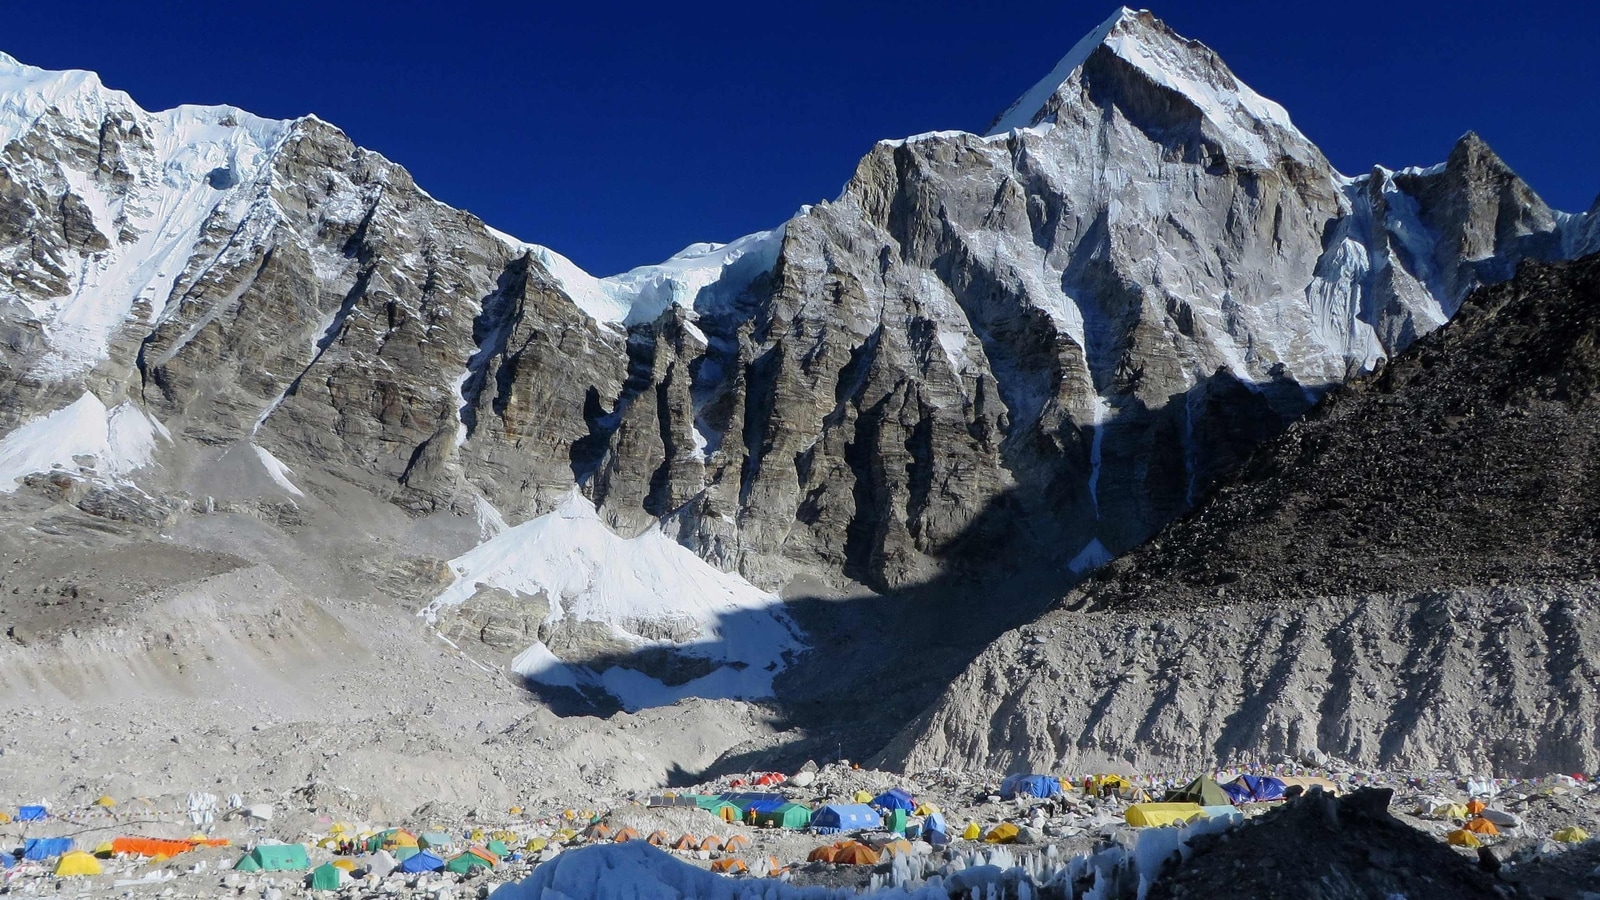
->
xmin=423 ymin=490 xmax=804 ymax=711
xmin=0 ymin=393 xmax=168 ymax=492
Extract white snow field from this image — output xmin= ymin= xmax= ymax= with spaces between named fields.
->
xmin=0 ymin=393 xmax=169 ymax=492
xmin=423 ymin=491 xmax=804 ymax=711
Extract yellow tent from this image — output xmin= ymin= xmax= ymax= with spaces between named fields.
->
xmin=94 ymin=795 xmax=116 ymax=808
xmin=525 ymin=838 xmax=549 ymax=853
xmin=853 ymin=790 xmax=873 ymax=803
xmin=55 ymin=852 xmax=104 ymax=876
xmin=93 ymin=842 xmax=115 ymax=858
xmin=1553 ymin=826 xmax=1590 ymax=843
xmin=331 ymin=859 xmax=357 ymax=872
xmin=914 ymin=803 xmax=940 ymax=816
xmin=0 ymin=811 xmax=10 ymax=824
xmin=1446 ymin=829 xmax=1482 ymax=848
xmin=509 ymin=806 xmax=524 ymax=815
xmin=961 ymin=822 xmax=981 ymax=840
xmin=1125 ymin=803 xmax=1205 ymax=828
xmin=983 ymin=823 xmax=1020 ymax=844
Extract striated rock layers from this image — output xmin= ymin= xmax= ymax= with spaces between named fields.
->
xmin=888 ymin=254 xmax=1600 ymax=777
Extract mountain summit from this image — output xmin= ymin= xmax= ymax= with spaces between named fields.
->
xmin=0 ymin=10 xmax=1594 ymax=716
xmin=987 ymin=7 xmax=1300 ymax=163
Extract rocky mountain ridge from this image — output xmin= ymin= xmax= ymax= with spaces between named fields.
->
xmin=0 ymin=9 xmax=1595 ymax=706
xmin=887 ymin=252 xmax=1600 ymax=777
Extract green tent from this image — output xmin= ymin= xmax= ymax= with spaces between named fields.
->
xmin=243 ymin=844 xmax=309 ymax=871
xmin=418 ymin=832 xmax=453 ymax=849
xmin=308 ymin=863 xmax=342 ymax=891
xmin=392 ymin=846 xmax=419 ymax=861
xmin=751 ymin=802 xmax=812 ymax=829
xmin=1165 ymin=777 xmax=1231 ymax=807
xmin=445 ymin=851 xmax=493 ymax=874
xmin=486 ymin=840 xmax=510 ymax=857
xmin=366 ymin=829 xmax=399 ymax=853
xmin=888 ymin=808 xmax=909 ymax=834
xmin=233 ymin=854 xmax=263 ymax=872
xmin=702 ymin=801 xmax=742 ymax=822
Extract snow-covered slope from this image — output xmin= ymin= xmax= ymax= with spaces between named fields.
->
xmin=423 ymin=491 xmax=803 ymax=711
xmin=0 ymin=393 xmax=168 ymax=492
xmin=0 ymin=52 xmax=293 ymax=378
xmin=516 ymin=226 xmax=785 ymax=328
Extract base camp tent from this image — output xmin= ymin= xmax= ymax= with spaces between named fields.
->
xmin=238 ymin=844 xmax=309 ymax=871
xmin=751 ymin=802 xmax=812 ymax=829
xmin=308 ymin=863 xmax=344 ymax=891
xmin=400 ymin=851 xmax=445 ymax=873
xmin=1000 ymin=775 xmax=1063 ymax=799
xmin=17 ymin=806 xmax=47 ymax=822
xmin=445 ymin=849 xmax=496 ymax=874
xmin=1166 ymin=777 xmax=1231 ymax=807
xmin=812 ymin=804 xmax=881 ymax=834
xmin=983 ymin=823 xmax=1020 ymax=844
xmin=871 ymin=789 xmax=916 ymax=812
xmin=1125 ymin=803 xmax=1205 ymax=827
xmin=1224 ymin=775 xmax=1287 ymax=804
xmin=54 ymin=852 xmax=102 ymax=876
xmin=23 ymin=837 xmax=73 ymax=860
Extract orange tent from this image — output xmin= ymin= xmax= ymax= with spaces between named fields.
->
xmin=756 ymin=855 xmax=787 ymax=877
xmin=878 ymin=838 xmax=913 ymax=857
xmin=832 ymin=841 xmax=880 ymax=866
xmin=807 ymin=845 xmax=839 ymax=863
xmin=723 ymin=834 xmax=751 ymax=852
xmin=111 ymin=838 xmax=193 ymax=858
xmin=1466 ymin=799 xmax=1486 ymax=815
xmin=613 ymin=827 xmax=641 ymax=843
xmin=671 ymin=834 xmax=699 ymax=851
xmin=711 ymin=858 xmax=748 ymax=874
xmin=1465 ymin=817 xmax=1499 ymax=836
xmin=584 ymin=823 xmax=613 ymax=842
xmin=646 ymin=831 xmax=670 ymax=847
xmin=699 ymin=835 xmax=725 ymax=853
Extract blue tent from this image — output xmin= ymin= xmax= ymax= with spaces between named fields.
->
xmin=1223 ymin=775 xmax=1287 ymax=804
xmin=399 ymin=851 xmax=444 ymax=873
xmin=743 ymin=798 xmax=788 ymax=815
xmin=811 ymin=804 xmax=881 ymax=834
xmin=17 ymin=806 xmax=46 ymax=822
xmin=23 ymin=837 xmax=72 ymax=860
xmin=924 ymin=812 xmax=949 ymax=846
xmin=871 ymin=789 xmax=916 ymax=812
xmin=1000 ymin=774 xmax=1063 ymax=799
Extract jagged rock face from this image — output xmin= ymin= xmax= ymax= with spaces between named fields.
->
xmin=599 ymin=9 xmax=1588 ymax=588
xmin=0 ymin=8 xmax=1593 ymax=598
xmin=887 ymin=253 xmax=1600 ymax=776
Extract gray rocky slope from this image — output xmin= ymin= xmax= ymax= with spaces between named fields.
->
xmin=2 ymin=8 xmax=1595 ymax=607
xmin=886 ymin=253 xmax=1600 ymax=777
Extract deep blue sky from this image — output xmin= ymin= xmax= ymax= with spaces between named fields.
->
xmin=5 ymin=1 xmax=1595 ymax=276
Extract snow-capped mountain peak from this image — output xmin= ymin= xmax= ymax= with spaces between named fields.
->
xmin=986 ymin=7 xmax=1306 ymax=168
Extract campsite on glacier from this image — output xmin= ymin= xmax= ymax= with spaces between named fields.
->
xmin=2 ymin=3 xmax=1600 ymax=897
